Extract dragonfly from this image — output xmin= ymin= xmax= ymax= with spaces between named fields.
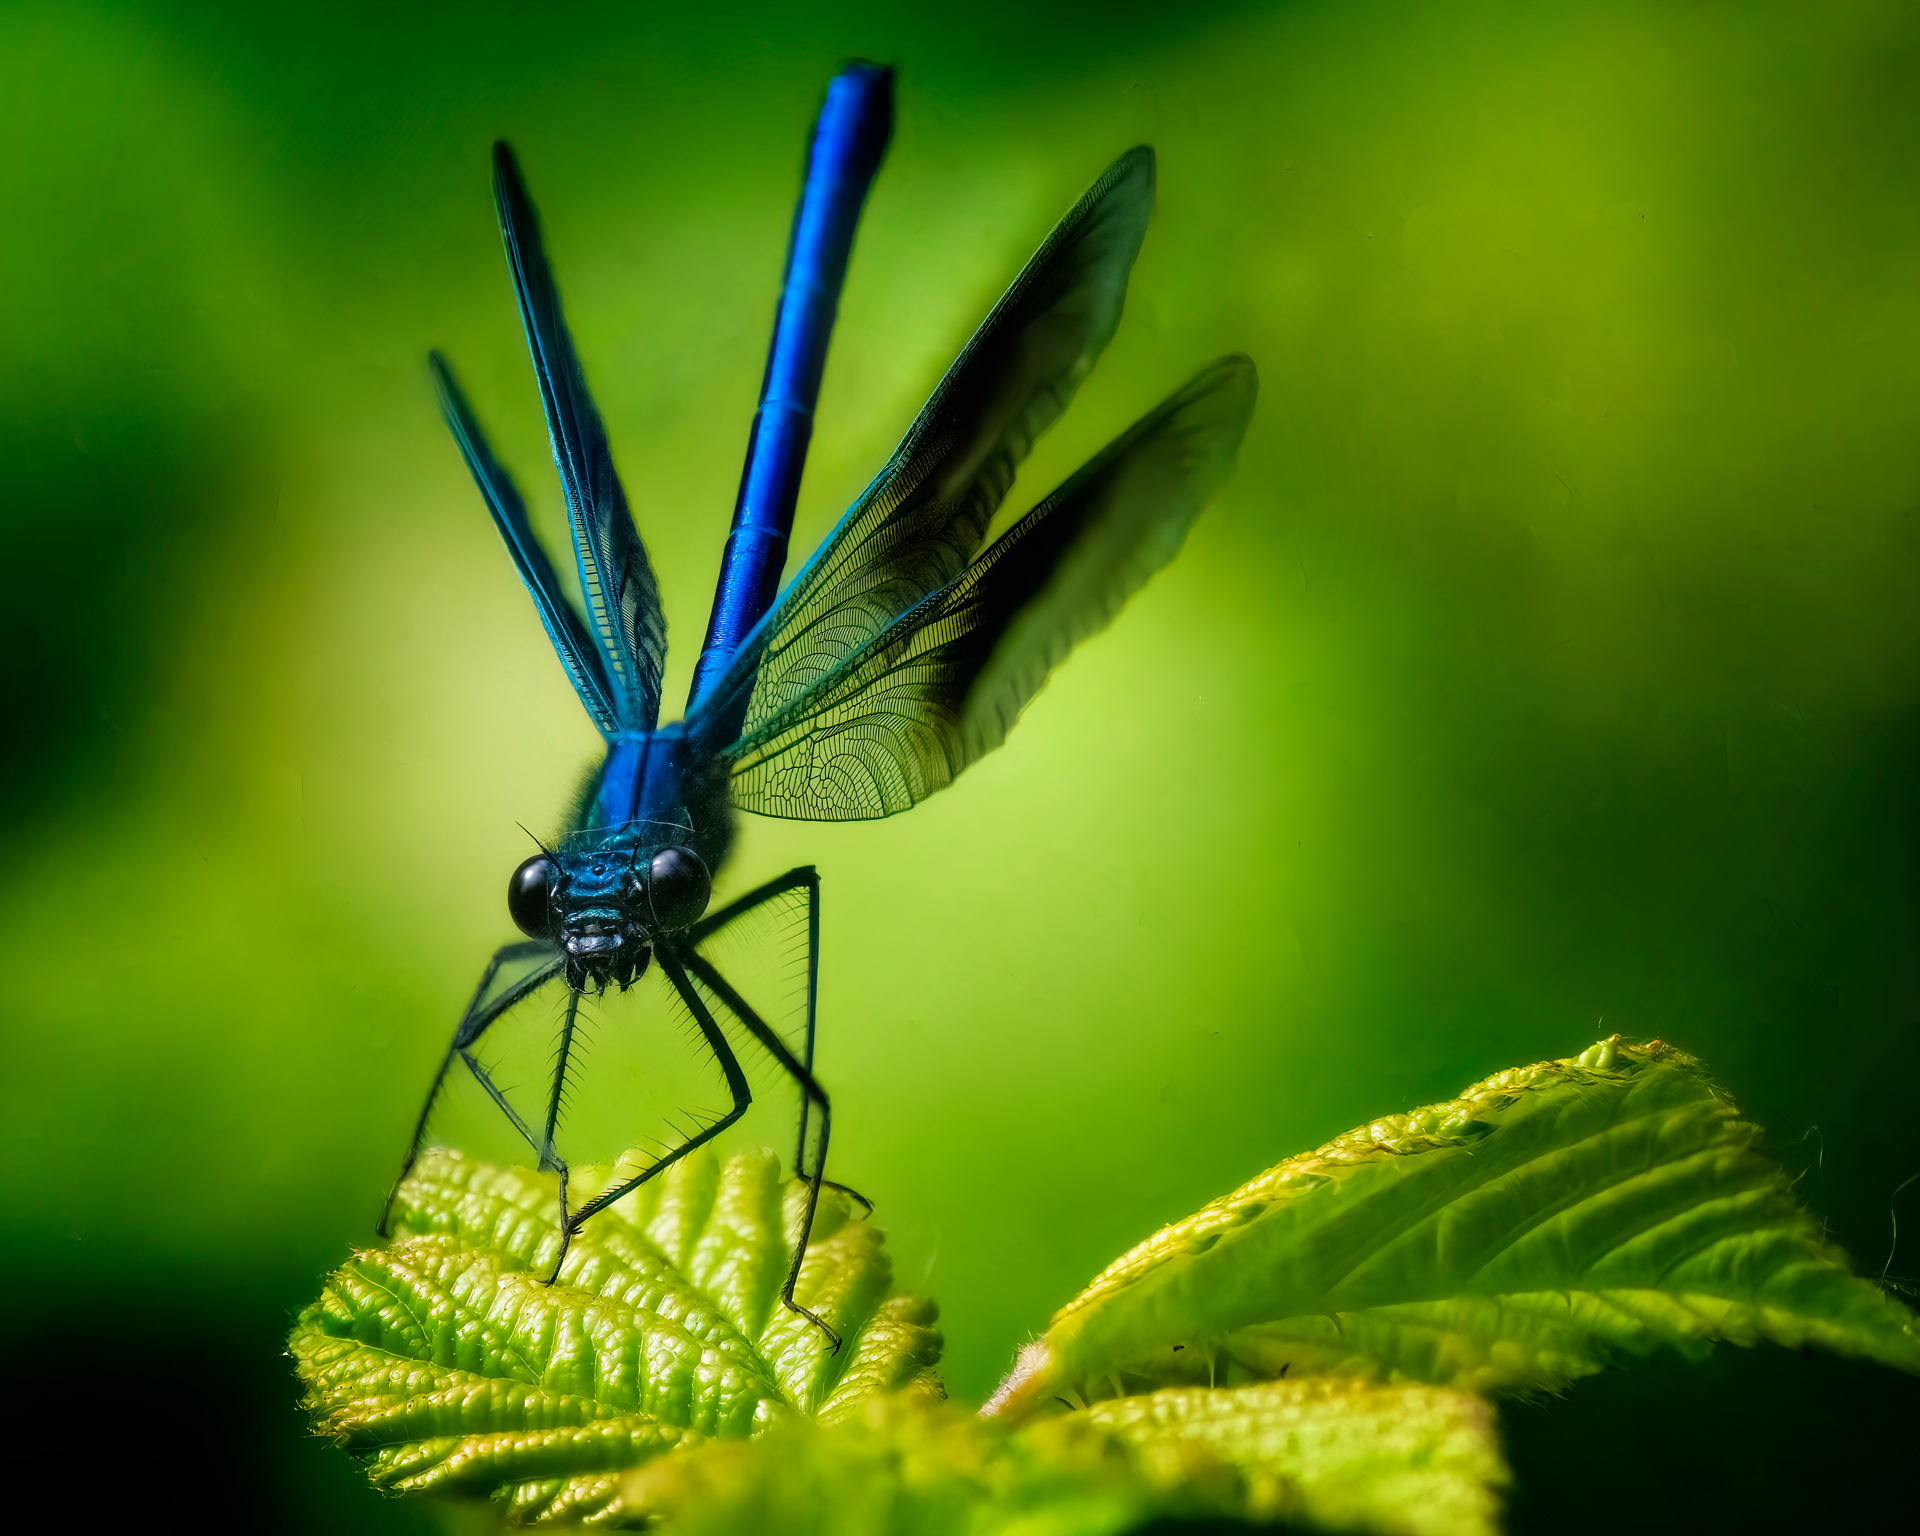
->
xmin=381 ymin=63 xmax=1257 ymax=1345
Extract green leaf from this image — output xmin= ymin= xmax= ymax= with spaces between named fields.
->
xmin=294 ymin=1150 xmax=1499 ymax=1536
xmin=289 ymin=1147 xmax=942 ymax=1523
xmin=985 ymin=1036 xmax=1920 ymax=1419
xmin=620 ymin=1394 xmax=1167 ymax=1536
xmin=620 ymin=1378 xmax=1504 ymax=1536
xmin=295 ymin=1036 xmax=1917 ymax=1534
xmin=1084 ymin=1377 xmax=1506 ymax=1536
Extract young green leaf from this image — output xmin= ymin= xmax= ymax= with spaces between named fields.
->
xmin=1085 ymin=1377 xmax=1505 ymax=1536
xmin=289 ymin=1147 xmax=942 ymax=1523
xmin=985 ymin=1036 xmax=1920 ymax=1420
xmin=621 ymin=1378 xmax=1503 ymax=1536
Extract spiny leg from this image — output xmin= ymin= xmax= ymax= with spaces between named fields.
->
xmin=798 ymin=867 xmax=820 ymax=1174
xmin=537 ymin=983 xmax=579 ymax=1175
xmin=551 ymin=944 xmax=755 ymax=1287
xmin=686 ymin=866 xmax=870 ymax=1214
xmin=460 ymin=1047 xmax=543 ymax=1155
xmin=533 ymin=988 xmax=598 ymax=1283
xmin=678 ymin=943 xmax=844 ymax=1346
xmin=379 ymin=940 xmax=561 ymax=1235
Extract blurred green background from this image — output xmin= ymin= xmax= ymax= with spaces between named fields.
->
xmin=3 ymin=0 xmax=1917 ymax=1528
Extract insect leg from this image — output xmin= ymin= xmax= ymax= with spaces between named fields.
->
xmin=546 ymin=942 xmax=756 ymax=1288
xmin=678 ymin=942 xmax=844 ymax=1346
xmin=537 ymin=984 xmax=585 ymax=1166
xmin=532 ymin=986 xmax=586 ymax=1261
xmin=378 ymin=940 xmax=560 ymax=1235
xmin=685 ymin=864 xmax=821 ymax=944
xmin=690 ymin=865 xmax=819 ymax=1165
xmin=686 ymin=867 xmax=869 ymax=1213
xmin=458 ymin=1048 xmax=543 ymax=1154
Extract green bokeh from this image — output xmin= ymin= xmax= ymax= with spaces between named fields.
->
xmin=3 ymin=0 xmax=1917 ymax=1528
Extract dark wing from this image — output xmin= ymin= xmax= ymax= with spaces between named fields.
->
xmin=724 ymin=354 xmax=1258 ymax=819
xmin=493 ymin=142 xmax=666 ymax=734
xmin=687 ymin=146 xmax=1156 ymax=751
xmin=430 ymin=352 xmax=620 ymax=734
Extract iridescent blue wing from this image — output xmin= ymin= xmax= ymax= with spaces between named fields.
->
xmin=430 ymin=352 xmax=619 ymax=734
xmin=688 ymin=147 xmax=1156 ymax=760
xmin=493 ymin=142 xmax=666 ymax=734
xmin=722 ymin=354 xmax=1257 ymax=818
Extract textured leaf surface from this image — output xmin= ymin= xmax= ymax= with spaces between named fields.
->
xmin=1086 ymin=1377 xmax=1504 ymax=1536
xmin=290 ymin=1148 xmax=942 ymax=1523
xmin=621 ymin=1379 xmax=1502 ymax=1536
xmin=986 ymin=1036 xmax=1920 ymax=1419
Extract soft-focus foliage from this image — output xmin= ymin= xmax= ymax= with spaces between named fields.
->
xmin=291 ymin=1149 xmax=941 ymax=1522
xmin=12 ymin=2 xmax=1920 ymax=1528
xmin=988 ymin=1037 xmax=1920 ymax=1416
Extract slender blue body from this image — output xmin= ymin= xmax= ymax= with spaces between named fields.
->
xmin=686 ymin=63 xmax=892 ymax=724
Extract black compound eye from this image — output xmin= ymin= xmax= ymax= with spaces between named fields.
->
xmin=647 ymin=846 xmax=711 ymax=931
xmin=507 ymin=854 xmax=556 ymax=940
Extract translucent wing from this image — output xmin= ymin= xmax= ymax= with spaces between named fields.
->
xmin=688 ymin=146 xmax=1156 ymax=752
xmin=493 ymin=142 xmax=666 ymax=734
xmin=430 ymin=352 xmax=619 ymax=735
xmin=725 ymin=354 xmax=1257 ymax=819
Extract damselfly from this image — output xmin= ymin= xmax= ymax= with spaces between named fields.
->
xmin=382 ymin=64 xmax=1257 ymax=1344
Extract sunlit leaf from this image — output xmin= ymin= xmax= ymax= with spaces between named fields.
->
xmin=1086 ymin=1377 xmax=1505 ymax=1536
xmin=293 ymin=1150 xmax=1500 ymax=1535
xmin=621 ymin=1378 xmax=1503 ymax=1536
xmin=986 ymin=1036 xmax=1920 ymax=1419
xmin=289 ymin=1147 xmax=942 ymax=1523
xmin=295 ymin=1036 xmax=1919 ymax=1533
xmin=620 ymin=1394 xmax=1165 ymax=1536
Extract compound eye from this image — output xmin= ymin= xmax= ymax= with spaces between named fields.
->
xmin=507 ymin=854 xmax=556 ymax=940
xmin=647 ymin=846 xmax=711 ymax=931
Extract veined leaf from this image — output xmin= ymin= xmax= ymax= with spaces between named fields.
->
xmin=289 ymin=1147 xmax=942 ymax=1523
xmin=293 ymin=1151 xmax=1499 ymax=1536
xmin=621 ymin=1378 xmax=1503 ymax=1536
xmin=1085 ymin=1377 xmax=1505 ymax=1536
xmin=985 ymin=1036 xmax=1920 ymax=1420
xmin=296 ymin=1036 xmax=1914 ymax=1533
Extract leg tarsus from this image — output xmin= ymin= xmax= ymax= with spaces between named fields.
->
xmin=780 ymin=1291 xmax=842 ymax=1352
xmin=542 ymin=1162 xmax=574 ymax=1285
xmin=819 ymin=1177 xmax=874 ymax=1215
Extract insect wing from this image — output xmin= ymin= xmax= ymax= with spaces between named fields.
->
xmin=725 ymin=355 xmax=1257 ymax=818
xmin=431 ymin=353 xmax=620 ymax=734
xmin=689 ymin=146 xmax=1156 ymax=756
xmin=493 ymin=142 xmax=667 ymax=733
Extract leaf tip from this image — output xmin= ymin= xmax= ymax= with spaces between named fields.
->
xmin=981 ymin=1339 xmax=1058 ymax=1424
